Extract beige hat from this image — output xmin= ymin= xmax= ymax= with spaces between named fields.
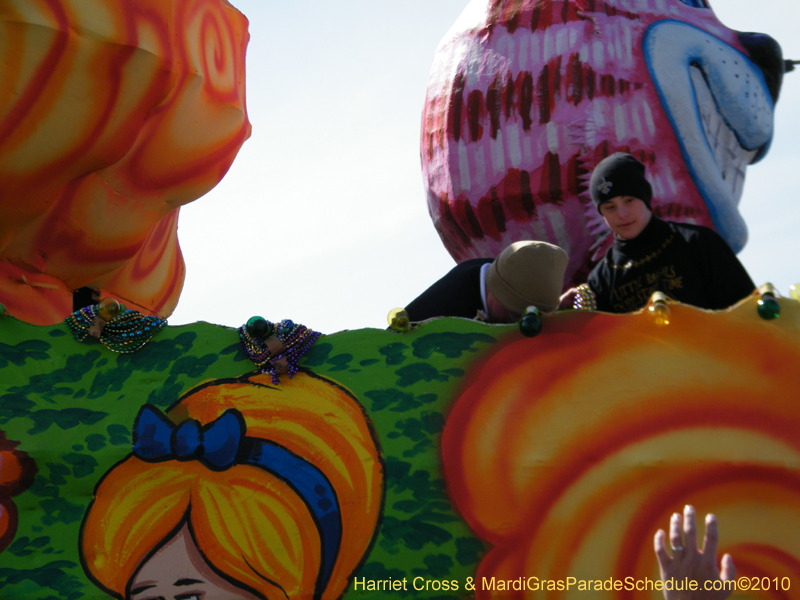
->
xmin=485 ymin=241 xmax=569 ymax=315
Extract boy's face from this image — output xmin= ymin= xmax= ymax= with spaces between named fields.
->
xmin=598 ymin=196 xmax=653 ymax=240
xmin=485 ymin=289 xmax=518 ymax=323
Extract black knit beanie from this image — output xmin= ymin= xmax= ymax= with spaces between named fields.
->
xmin=590 ymin=153 xmax=653 ymax=212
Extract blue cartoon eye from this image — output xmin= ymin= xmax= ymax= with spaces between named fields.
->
xmin=678 ymin=0 xmax=709 ymax=7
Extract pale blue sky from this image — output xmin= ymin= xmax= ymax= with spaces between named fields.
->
xmin=171 ymin=0 xmax=800 ymax=332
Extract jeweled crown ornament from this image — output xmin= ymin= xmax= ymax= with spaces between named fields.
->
xmin=65 ymin=301 xmax=167 ymax=353
xmin=239 ymin=317 xmax=321 ymax=384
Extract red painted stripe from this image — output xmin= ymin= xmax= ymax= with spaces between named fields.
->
xmin=530 ymin=0 xmax=543 ymax=32
xmin=498 ymin=168 xmax=538 ymax=221
xmin=487 ymin=75 xmax=503 ymax=139
xmin=586 ymin=64 xmax=596 ymax=100
xmin=503 ymin=71 xmax=515 ymax=119
xmin=518 ymin=71 xmax=535 ymax=130
xmin=467 ymin=90 xmax=485 ymax=142
xmin=568 ymin=52 xmax=584 ymax=105
xmin=504 ymin=0 xmax=525 ymax=34
xmin=476 ymin=193 xmax=504 ymax=241
xmin=540 ymin=151 xmax=563 ymax=204
xmin=449 ymin=73 xmax=465 ymax=143
xmin=453 ymin=196 xmax=485 ymax=239
xmin=567 ymin=152 xmax=586 ymax=196
xmin=537 ymin=63 xmax=551 ymax=123
xmin=439 ymin=194 xmax=475 ymax=249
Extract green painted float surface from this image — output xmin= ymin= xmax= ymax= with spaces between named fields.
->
xmin=0 ymin=315 xmax=510 ymax=599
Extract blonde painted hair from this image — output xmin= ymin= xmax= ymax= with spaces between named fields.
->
xmin=81 ymin=371 xmax=383 ymax=600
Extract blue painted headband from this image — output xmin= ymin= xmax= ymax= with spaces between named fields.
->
xmin=132 ymin=404 xmax=342 ymax=599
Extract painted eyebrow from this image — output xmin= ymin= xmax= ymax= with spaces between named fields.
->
xmin=174 ymin=579 xmax=204 ymax=586
xmin=129 ymin=583 xmax=157 ymax=595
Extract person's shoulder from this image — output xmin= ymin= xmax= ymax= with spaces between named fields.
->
xmin=448 ymin=257 xmax=493 ymax=274
xmin=461 ymin=257 xmax=494 ymax=267
xmin=664 ymin=220 xmax=725 ymax=245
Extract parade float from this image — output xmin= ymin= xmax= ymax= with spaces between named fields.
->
xmin=0 ymin=1 xmax=798 ymax=599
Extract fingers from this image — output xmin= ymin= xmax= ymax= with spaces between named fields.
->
xmin=669 ymin=511 xmax=684 ymax=554
xmin=558 ymin=289 xmax=577 ymax=309
xmin=683 ymin=505 xmax=698 ymax=560
xmin=659 ymin=505 xmax=737 ymax=600
xmin=559 ymin=288 xmax=576 ymax=300
xmin=720 ymin=553 xmax=736 ymax=582
xmin=702 ymin=513 xmax=719 ymax=560
xmin=654 ymin=529 xmax=672 ymax=574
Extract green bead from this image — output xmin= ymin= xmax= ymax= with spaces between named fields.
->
xmin=757 ymin=295 xmax=780 ymax=320
xmin=519 ymin=312 xmax=542 ymax=337
xmin=246 ymin=316 xmax=272 ymax=338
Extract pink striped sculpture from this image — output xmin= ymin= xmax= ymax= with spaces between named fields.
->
xmin=422 ymin=0 xmax=785 ymax=286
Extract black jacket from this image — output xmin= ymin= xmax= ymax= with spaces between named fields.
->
xmin=588 ymin=217 xmax=755 ymax=313
xmin=405 ymin=258 xmax=493 ymax=321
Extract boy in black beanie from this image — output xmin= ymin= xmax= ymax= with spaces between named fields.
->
xmin=563 ymin=153 xmax=755 ymax=313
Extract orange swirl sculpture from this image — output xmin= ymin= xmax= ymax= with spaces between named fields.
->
xmin=442 ymin=297 xmax=800 ymax=599
xmin=0 ymin=0 xmax=250 ymax=324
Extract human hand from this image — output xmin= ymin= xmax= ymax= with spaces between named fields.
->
xmin=558 ymin=288 xmax=578 ymax=310
xmin=654 ymin=505 xmax=736 ymax=600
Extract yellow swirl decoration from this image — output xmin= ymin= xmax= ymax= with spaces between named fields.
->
xmin=442 ymin=297 xmax=800 ymax=599
xmin=0 ymin=0 xmax=250 ymax=324
xmin=182 ymin=0 xmax=242 ymax=101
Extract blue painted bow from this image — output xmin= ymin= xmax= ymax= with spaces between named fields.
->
xmin=130 ymin=402 xmax=342 ymax=599
xmin=132 ymin=404 xmax=245 ymax=470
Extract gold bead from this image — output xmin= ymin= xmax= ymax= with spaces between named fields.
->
xmin=387 ymin=308 xmax=410 ymax=331
xmin=646 ymin=292 xmax=671 ymax=327
xmin=97 ymin=298 xmax=122 ymax=321
xmin=648 ymin=302 xmax=671 ymax=326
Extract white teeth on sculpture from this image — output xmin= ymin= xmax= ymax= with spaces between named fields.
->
xmin=644 ymin=20 xmax=773 ymax=253
xmin=691 ymin=67 xmax=758 ymax=204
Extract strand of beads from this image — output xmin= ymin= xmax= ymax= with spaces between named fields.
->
xmin=573 ymin=284 xmax=597 ymax=311
xmin=65 ymin=301 xmax=167 ymax=352
xmin=238 ymin=316 xmax=275 ymax=365
xmin=238 ymin=316 xmax=321 ymax=384
xmin=65 ymin=305 xmax=102 ymax=342
xmin=100 ymin=311 xmax=168 ymax=352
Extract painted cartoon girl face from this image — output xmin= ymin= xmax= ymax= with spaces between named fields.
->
xmin=128 ymin=524 xmax=261 ymax=600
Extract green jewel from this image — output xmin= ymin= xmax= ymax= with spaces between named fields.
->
xmin=757 ymin=295 xmax=780 ymax=320
xmin=246 ymin=316 xmax=273 ymax=338
xmin=519 ymin=310 xmax=542 ymax=337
